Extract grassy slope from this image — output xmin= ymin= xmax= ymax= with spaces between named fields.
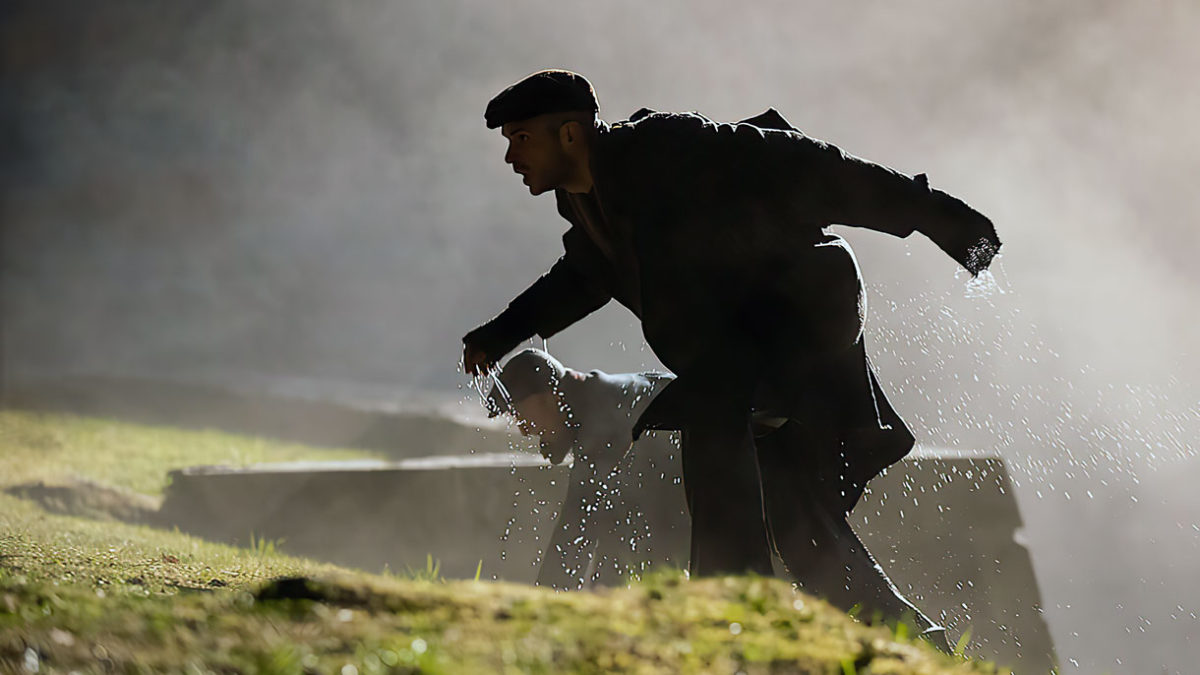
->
xmin=0 ymin=411 xmax=1003 ymax=674
xmin=0 ymin=409 xmax=385 ymax=497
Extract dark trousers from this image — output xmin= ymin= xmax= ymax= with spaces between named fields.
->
xmin=679 ymin=408 xmax=775 ymax=576
xmin=681 ymin=412 xmax=940 ymax=632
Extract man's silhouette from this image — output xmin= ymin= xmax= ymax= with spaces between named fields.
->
xmin=462 ymin=70 xmax=999 ymax=643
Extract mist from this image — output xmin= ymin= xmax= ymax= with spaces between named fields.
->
xmin=4 ymin=1 xmax=1199 ymax=671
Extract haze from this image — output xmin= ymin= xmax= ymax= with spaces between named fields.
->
xmin=4 ymin=2 xmax=1198 ymax=672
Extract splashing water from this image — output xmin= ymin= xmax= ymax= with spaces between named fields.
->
xmin=964 ymin=268 xmax=1003 ymax=299
xmin=958 ymin=255 xmax=1008 ymax=300
xmin=866 ymin=269 xmax=1200 ymax=674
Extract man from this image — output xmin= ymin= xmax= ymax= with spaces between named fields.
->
xmin=483 ymin=348 xmax=677 ymax=590
xmin=486 ymin=350 xmax=942 ymax=639
xmin=462 ymin=70 xmax=998 ymax=641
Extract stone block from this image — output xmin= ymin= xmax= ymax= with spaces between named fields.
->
xmin=161 ymin=446 xmax=1054 ymax=670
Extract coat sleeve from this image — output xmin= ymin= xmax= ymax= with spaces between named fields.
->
xmin=756 ymin=127 xmax=1001 ymax=274
xmin=462 ymin=225 xmax=612 ymax=361
xmin=646 ymin=114 xmax=1001 ymax=274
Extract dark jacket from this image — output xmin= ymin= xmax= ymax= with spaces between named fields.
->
xmin=465 ymin=108 xmax=998 ymax=500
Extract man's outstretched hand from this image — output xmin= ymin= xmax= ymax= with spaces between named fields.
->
xmin=462 ymin=317 xmax=523 ymax=375
xmin=462 ymin=342 xmax=494 ymax=376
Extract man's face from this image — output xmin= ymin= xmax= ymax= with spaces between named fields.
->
xmin=512 ymin=391 xmax=574 ymax=463
xmin=501 ymin=116 xmax=571 ymax=196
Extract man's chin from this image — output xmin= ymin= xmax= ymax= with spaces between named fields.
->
xmin=521 ymin=176 xmax=553 ymax=195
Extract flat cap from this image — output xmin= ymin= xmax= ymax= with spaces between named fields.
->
xmin=485 ymin=70 xmax=598 ymax=129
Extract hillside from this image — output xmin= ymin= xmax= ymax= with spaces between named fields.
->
xmin=0 ymin=411 xmax=1003 ymax=673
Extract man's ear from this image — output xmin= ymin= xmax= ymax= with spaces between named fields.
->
xmin=559 ymin=120 xmax=583 ymax=147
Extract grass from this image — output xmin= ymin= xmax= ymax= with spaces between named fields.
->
xmin=0 ymin=409 xmax=384 ymax=497
xmin=0 ymin=410 xmax=1007 ymax=673
xmin=5 ymin=568 xmax=1006 ymax=674
xmin=0 ymin=493 xmax=347 ymax=595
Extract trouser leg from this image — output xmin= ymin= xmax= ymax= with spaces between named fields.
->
xmin=680 ymin=409 xmax=774 ymax=577
xmin=756 ymin=422 xmax=943 ymax=636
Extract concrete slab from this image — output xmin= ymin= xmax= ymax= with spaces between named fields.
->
xmin=160 ymin=445 xmax=1054 ymax=670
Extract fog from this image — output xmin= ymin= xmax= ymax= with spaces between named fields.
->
xmin=4 ymin=1 xmax=1199 ymax=671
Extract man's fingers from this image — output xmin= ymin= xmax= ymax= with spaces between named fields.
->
xmin=462 ymin=345 xmax=491 ymax=376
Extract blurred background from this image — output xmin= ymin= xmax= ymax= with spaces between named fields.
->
xmin=3 ymin=1 xmax=1198 ymax=671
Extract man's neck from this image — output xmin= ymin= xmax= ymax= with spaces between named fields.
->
xmin=561 ymin=161 xmax=593 ymax=194
xmin=561 ymin=126 xmax=597 ymax=194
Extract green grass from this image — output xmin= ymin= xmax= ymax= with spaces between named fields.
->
xmin=4 ymin=568 xmax=1006 ymax=674
xmin=0 ymin=493 xmax=347 ymax=595
xmin=0 ymin=410 xmax=384 ymax=496
xmin=0 ymin=410 xmax=1006 ymax=674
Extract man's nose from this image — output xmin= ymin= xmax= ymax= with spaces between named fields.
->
xmin=503 ymin=146 xmax=514 ymax=165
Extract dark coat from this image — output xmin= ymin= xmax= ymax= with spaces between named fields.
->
xmin=466 ymin=108 xmax=999 ymax=506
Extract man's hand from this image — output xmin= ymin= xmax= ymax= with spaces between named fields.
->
xmin=462 ymin=342 xmax=494 ymax=376
xmin=462 ymin=316 xmax=524 ymax=376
